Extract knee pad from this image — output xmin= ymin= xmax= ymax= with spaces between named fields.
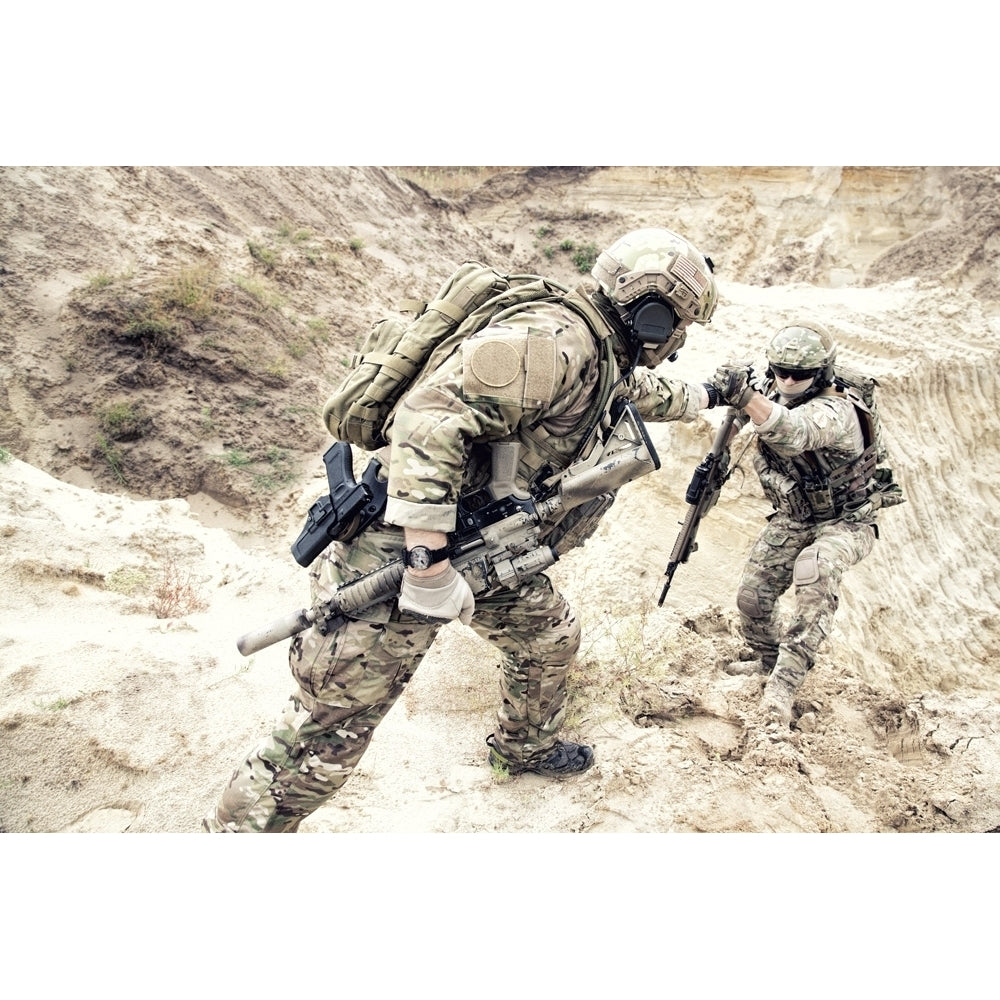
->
xmin=792 ymin=545 xmax=821 ymax=587
xmin=737 ymin=584 xmax=765 ymax=619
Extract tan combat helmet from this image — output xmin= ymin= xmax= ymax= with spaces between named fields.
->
xmin=766 ymin=322 xmax=837 ymax=383
xmin=591 ymin=228 xmax=718 ymax=367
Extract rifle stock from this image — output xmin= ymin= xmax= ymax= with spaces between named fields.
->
xmin=658 ymin=408 xmax=741 ymax=605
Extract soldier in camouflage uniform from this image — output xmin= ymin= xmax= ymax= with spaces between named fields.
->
xmin=204 ymin=228 xmax=721 ymax=832
xmin=710 ymin=322 xmax=885 ymax=727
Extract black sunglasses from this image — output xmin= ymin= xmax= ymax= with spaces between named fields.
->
xmin=771 ymin=365 xmax=819 ymax=381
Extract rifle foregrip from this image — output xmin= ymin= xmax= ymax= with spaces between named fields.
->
xmin=237 ymin=608 xmax=315 ymax=656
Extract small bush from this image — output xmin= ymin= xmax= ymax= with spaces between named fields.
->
xmin=150 ymin=561 xmax=208 ymax=619
xmin=159 ymin=264 xmax=218 ymax=319
xmin=96 ymin=400 xmax=152 ymax=441
xmin=571 ymin=243 xmax=600 ymax=274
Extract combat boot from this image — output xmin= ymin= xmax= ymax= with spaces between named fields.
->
xmin=724 ymin=653 xmax=777 ymax=677
xmin=486 ymin=734 xmax=594 ymax=778
xmin=761 ymin=650 xmax=808 ymax=726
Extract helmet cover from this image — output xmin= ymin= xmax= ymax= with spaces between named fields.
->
xmin=766 ymin=322 xmax=837 ymax=378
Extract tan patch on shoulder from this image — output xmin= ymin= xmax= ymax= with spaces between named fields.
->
xmin=468 ymin=340 xmax=521 ymax=388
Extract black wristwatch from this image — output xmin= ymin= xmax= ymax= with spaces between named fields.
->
xmin=402 ymin=545 xmax=450 ymax=570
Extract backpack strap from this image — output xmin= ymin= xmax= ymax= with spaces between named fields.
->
xmin=518 ymin=286 xmax=620 ymax=470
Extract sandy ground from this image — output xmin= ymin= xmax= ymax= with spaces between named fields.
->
xmin=3 ymin=258 xmax=1000 ymax=837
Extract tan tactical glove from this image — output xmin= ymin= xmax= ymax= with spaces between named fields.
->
xmin=398 ymin=564 xmax=475 ymax=626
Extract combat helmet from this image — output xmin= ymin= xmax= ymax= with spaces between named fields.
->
xmin=591 ymin=228 xmax=718 ymax=367
xmin=766 ymin=322 xmax=837 ymax=386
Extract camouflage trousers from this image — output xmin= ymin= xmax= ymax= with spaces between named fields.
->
xmin=204 ymin=524 xmax=581 ymax=833
xmin=735 ymin=512 xmax=876 ymax=684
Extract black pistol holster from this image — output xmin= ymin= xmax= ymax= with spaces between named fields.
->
xmin=291 ymin=441 xmax=388 ymax=567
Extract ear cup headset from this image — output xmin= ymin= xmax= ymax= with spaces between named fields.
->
xmin=630 ymin=296 xmax=678 ymax=347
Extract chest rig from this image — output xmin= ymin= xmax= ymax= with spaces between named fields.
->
xmin=756 ymin=386 xmax=878 ymax=522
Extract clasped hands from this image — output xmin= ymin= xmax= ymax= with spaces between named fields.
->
xmin=709 ymin=359 xmax=757 ymax=409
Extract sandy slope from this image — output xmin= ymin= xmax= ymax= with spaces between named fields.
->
xmin=1 ymin=166 xmax=999 ymax=835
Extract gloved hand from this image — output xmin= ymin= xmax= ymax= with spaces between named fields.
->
xmin=710 ymin=361 xmax=756 ymax=409
xmin=398 ymin=563 xmax=475 ymax=626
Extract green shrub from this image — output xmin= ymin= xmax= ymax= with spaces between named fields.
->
xmin=96 ymin=400 xmax=152 ymax=441
xmin=571 ymin=242 xmax=600 ymax=273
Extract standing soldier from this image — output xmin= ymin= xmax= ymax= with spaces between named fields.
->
xmin=709 ymin=321 xmax=903 ymax=727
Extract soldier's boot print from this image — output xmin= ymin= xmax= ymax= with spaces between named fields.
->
xmin=486 ymin=734 xmax=594 ymax=778
xmin=762 ymin=648 xmax=809 ymax=727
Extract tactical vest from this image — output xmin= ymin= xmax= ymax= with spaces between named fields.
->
xmin=755 ymin=385 xmax=879 ymax=522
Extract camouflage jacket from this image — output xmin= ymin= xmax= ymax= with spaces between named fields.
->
xmin=383 ymin=299 xmax=703 ymax=533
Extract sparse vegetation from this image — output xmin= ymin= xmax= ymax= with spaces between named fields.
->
xmin=106 ymin=565 xmax=150 ymax=596
xmin=571 ymin=242 xmax=600 ymax=273
xmin=224 ymin=449 xmax=253 ymax=468
xmin=198 ymin=406 xmax=217 ymax=435
xmin=159 ymin=264 xmax=219 ymax=320
xmin=33 ymin=696 xmax=73 ymax=712
xmin=233 ymin=274 xmax=285 ymax=311
xmin=252 ymin=446 xmax=295 ymax=492
xmin=150 ymin=560 xmax=209 ymax=619
xmin=221 ymin=445 xmax=296 ymax=493
xmin=96 ymin=400 xmax=152 ymax=441
xmin=276 ymin=221 xmax=313 ymax=243
xmin=87 ymin=272 xmax=115 ymax=290
xmin=247 ymin=240 xmax=278 ymax=271
xmin=0 ymin=447 xmax=11 ymax=464
xmin=531 ymin=231 xmax=599 ymax=274
xmin=95 ymin=433 xmax=127 ymax=484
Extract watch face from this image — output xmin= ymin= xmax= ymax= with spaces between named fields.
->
xmin=406 ymin=546 xmax=433 ymax=569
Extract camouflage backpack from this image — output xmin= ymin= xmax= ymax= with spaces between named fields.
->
xmin=831 ymin=364 xmax=905 ymax=510
xmin=322 ymin=261 xmax=614 ymax=452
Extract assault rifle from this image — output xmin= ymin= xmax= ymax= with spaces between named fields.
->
xmin=237 ymin=398 xmax=660 ymax=656
xmin=658 ymin=407 xmax=742 ymax=605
